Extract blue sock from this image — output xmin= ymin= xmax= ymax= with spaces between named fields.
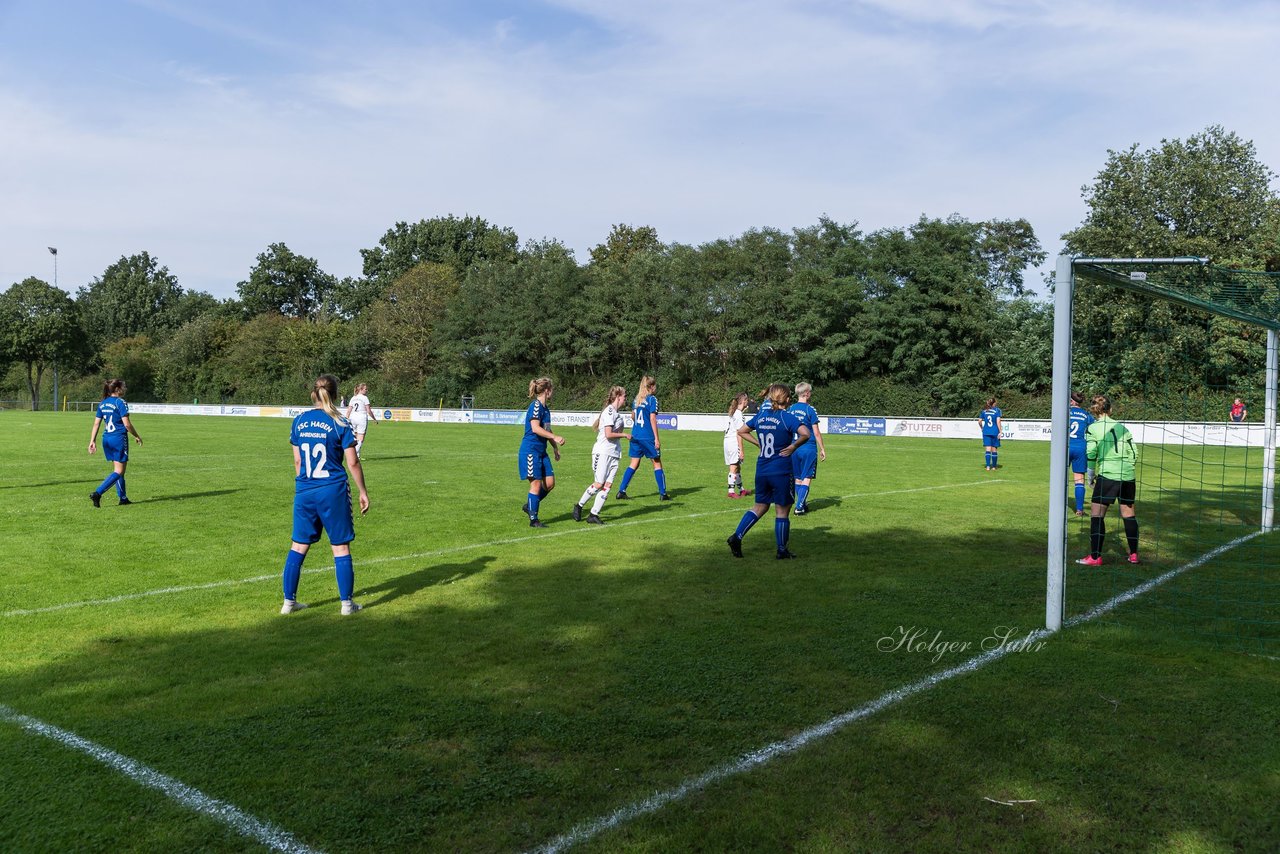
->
xmin=991 ymin=452 xmax=998 ymax=468
xmin=794 ymin=484 xmax=810 ymax=509
xmin=96 ymin=472 xmax=120 ymax=495
xmin=115 ymin=476 xmax=127 ymax=500
xmin=654 ymin=468 xmax=667 ymax=495
xmin=282 ymin=549 xmax=305 ymax=600
xmin=528 ymin=492 xmax=541 ymax=519
xmin=618 ymin=466 xmax=636 ymax=494
xmin=775 ymin=518 xmax=790 ymax=552
xmin=335 ymin=555 xmax=354 ymax=600
xmin=1075 ymin=484 xmax=1086 ymax=512
xmin=734 ymin=510 xmax=761 ymax=540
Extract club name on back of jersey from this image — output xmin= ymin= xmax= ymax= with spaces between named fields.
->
xmin=297 ymin=420 xmax=335 ymax=439
xmin=755 ymin=414 xmax=786 ymax=429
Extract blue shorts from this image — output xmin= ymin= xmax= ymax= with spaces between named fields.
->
xmin=1068 ymin=445 xmax=1089 ymax=474
xmin=292 ymin=483 xmax=355 ymax=546
xmin=519 ymin=449 xmax=553 ymax=481
xmin=103 ymin=437 xmax=129 ymax=464
xmin=754 ymin=472 xmax=794 ymax=507
xmin=628 ymin=437 xmax=660 ymax=460
xmin=982 ymin=433 xmax=1001 ymax=448
xmin=791 ymin=450 xmax=818 ymax=480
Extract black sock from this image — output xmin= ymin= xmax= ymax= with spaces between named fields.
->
xmin=1090 ymin=516 xmax=1105 ymax=558
xmin=1123 ymin=516 xmax=1139 ymax=556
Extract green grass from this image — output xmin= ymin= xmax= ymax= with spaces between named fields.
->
xmin=1 ymin=412 xmax=1277 ymax=852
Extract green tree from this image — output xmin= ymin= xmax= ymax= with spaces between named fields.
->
xmin=0 ymin=278 xmax=85 ymax=409
xmin=237 ymin=243 xmax=336 ymax=319
xmin=368 ymin=263 xmax=461 ymax=389
xmin=77 ymin=252 xmax=183 ymax=348
xmin=360 ymin=216 xmax=519 ymax=297
xmin=588 ymin=224 xmax=662 ymax=266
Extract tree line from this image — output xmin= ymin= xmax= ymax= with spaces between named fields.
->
xmin=3 ymin=126 xmax=1277 ymax=417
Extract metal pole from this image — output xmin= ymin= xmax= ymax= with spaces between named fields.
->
xmin=1263 ymin=328 xmax=1277 ymax=532
xmin=1045 ymin=254 xmax=1075 ymax=632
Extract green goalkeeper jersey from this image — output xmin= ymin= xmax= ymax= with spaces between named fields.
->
xmin=1086 ymin=415 xmax=1138 ymax=481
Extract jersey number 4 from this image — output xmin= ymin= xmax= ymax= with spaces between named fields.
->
xmin=299 ymin=443 xmax=331 ymax=479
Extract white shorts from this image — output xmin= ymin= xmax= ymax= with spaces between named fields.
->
xmin=350 ymin=416 xmax=368 ymax=434
xmin=592 ymin=452 xmax=621 ymax=485
xmin=723 ymin=438 xmax=743 ymax=466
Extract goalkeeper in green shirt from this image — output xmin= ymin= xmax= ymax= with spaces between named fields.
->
xmin=1077 ymin=394 xmax=1140 ymax=566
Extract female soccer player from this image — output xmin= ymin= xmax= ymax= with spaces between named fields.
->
xmin=979 ymin=397 xmax=1002 ymax=470
xmin=574 ymin=385 xmax=629 ymax=524
xmin=726 ymin=384 xmax=811 ymax=559
xmin=281 ymin=374 xmax=370 ymax=616
xmin=616 ymin=375 xmax=670 ymax=501
xmin=1077 ymin=394 xmax=1140 ymax=566
xmin=87 ymin=378 xmax=142 ymax=507
xmin=1067 ymin=390 xmax=1095 ymax=516
xmin=723 ymin=392 xmax=750 ymax=498
xmin=789 ymin=382 xmax=827 ymax=514
xmin=345 ymin=382 xmax=378 ymax=459
xmin=520 ymin=377 xmax=565 ymax=528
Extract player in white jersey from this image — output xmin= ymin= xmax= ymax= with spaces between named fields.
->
xmin=574 ymin=386 xmax=629 ymax=524
xmin=344 ymin=382 xmax=378 ymax=459
xmin=723 ymin=392 xmax=751 ymax=498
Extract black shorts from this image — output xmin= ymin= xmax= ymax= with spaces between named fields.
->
xmin=1092 ymin=475 xmax=1136 ymax=507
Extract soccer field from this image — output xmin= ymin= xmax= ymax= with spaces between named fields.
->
xmin=2 ymin=412 xmax=1277 ymax=852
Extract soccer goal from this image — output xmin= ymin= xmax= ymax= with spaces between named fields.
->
xmin=1046 ymin=255 xmax=1280 ymax=655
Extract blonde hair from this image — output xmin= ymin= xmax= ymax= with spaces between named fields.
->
xmin=728 ymin=392 xmax=749 ymax=416
xmin=634 ymin=375 xmax=656 ymax=408
xmin=795 ymin=382 xmax=812 ymax=399
xmin=352 ymin=382 xmax=368 ymax=396
xmin=767 ymin=383 xmax=791 ymax=409
xmin=312 ymin=374 xmax=345 ymax=422
xmin=529 ymin=377 xmax=554 ymax=399
xmin=593 ymin=385 xmax=626 ymax=430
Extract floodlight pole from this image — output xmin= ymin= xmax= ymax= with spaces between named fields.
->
xmin=1045 ymin=254 xmax=1075 ymax=632
xmin=1263 ymin=329 xmax=1277 ymax=532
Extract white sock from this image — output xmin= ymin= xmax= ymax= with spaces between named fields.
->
xmin=579 ymin=486 xmax=598 ymax=506
xmin=591 ymin=489 xmax=609 ymax=515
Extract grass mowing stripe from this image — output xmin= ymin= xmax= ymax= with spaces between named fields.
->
xmin=2 ymin=479 xmax=1002 ymax=618
xmin=525 ymin=530 xmax=1264 ymax=854
xmin=0 ymin=704 xmax=320 ymax=854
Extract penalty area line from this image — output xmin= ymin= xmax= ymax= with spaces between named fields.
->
xmin=524 ymin=529 xmax=1264 ymax=854
xmin=0 ymin=704 xmax=320 ymax=854
xmin=2 ymin=479 xmax=1001 ymax=618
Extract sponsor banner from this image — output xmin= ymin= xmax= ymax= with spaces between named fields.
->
xmin=888 ymin=419 xmax=953 ymax=438
xmin=472 ymin=409 xmax=523 ymax=425
xmin=221 ymin=406 xmax=260 ymax=417
xmin=656 ymin=414 xmax=678 ymax=430
xmin=441 ymin=410 xmax=472 ymax=423
xmin=552 ymin=411 xmax=599 ymax=428
xmin=412 ymin=409 xmax=439 ymax=423
xmin=827 ymin=416 xmax=886 ymax=436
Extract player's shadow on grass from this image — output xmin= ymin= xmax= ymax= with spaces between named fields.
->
xmin=335 ymin=556 xmax=494 ymax=609
xmin=0 ymin=478 xmax=100 ymax=490
xmin=364 ymin=454 xmax=423 ymax=462
xmin=134 ymin=488 xmax=244 ymax=504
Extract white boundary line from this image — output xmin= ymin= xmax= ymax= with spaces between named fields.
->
xmin=525 ymin=530 xmax=1264 ymax=854
xmin=3 ymin=480 xmax=1001 ymax=618
xmin=0 ymin=704 xmax=320 ymax=853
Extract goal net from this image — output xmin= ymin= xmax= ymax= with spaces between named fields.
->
xmin=1046 ymin=256 xmax=1280 ymax=656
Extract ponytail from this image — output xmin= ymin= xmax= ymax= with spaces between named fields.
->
xmin=635 ymin=375 xmax=656 ymax=408
xmin=103 ymin=378 xmax=125 ymax=398
xmin=529 ymin=377 xmax=554 ymax=399
xmin=311 ymin=374 xmax=345 ymax=422
xmin=595 ymin=385 xmax=626 ymax=430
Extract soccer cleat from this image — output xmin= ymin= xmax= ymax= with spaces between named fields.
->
xmin=280 ymin=600 xmax=308 ymax=615
xmin=616 ymin=492 xmax=629 ymax=500
xmin=118 ymin=498 xmax=132 ymax=506
xmin=340 ymin=600 xmax=363 ymax=615
xmin=794 ymin=505 xmax=807 ymax=516
xmin=1128 ymin=553 xmax=1140 ymax=565
xmin=529 ymin=519 xmax=547 ymax=528
xmin=89 ymin=491 xmax=101 ymax=508
xmin=740 ymin=488 xmax=753 ymax=495
xmin=776 ymin=549 xmax=799 ymax=560
xmin=586 ymin=514 xmax=604 ymax=525
xmin=659 ymin=493 xmax=672 ymax=501
xmin=1075 ymin=555 xmax=1103 ymax=566
xmin=726 ymin=535 xmax=743 ymax=558
xmin=573 ymin=503 xmax=583 ymax=522
xmin=1074 ymin=509 xmax=1085 ymax=517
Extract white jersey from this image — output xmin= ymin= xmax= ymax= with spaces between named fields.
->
xmin=348 ymin=393 xmax=372 ymax=426
xmin=592 ymin=404 xmax=625 ymax=458
xmin=723 ymin=408 xmax=746 ymax=464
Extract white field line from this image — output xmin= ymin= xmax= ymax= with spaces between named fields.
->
xmin=525 ymin=530 xmax=1264 ymax=854
xmin=0 ymin=704 xmax=320 ymax=854
xmin=3 ymin=480 xmax=1001 ymax=618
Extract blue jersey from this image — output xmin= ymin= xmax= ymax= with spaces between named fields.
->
xmin=96 ymin=397 xmax=129 ymax=441
xmin=290 ymin=408 xmax=355 ymax=492
xmin=1067 ymin=406 xmax=1094 ymax=449
xmin=746 ymin=408 xmax=804 ymax=476
xmin=631 ymin=395 xmax=659 ymax=441
xmin=522 ymin=400 xmax=550 ymax=451
xmin=787 ymin=402 xmax=819 ymax=459
xmin=980 ymin=407 xmax=1002 ymax=434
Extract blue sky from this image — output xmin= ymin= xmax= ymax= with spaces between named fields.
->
xmin=3 ymin=0 xmax=1278 ymax=299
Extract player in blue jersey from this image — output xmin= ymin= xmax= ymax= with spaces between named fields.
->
xmin=616 ymin=375 xmax=671 ymax=501
xmin=788 ymin=382 xmax=827 ymax=515
xmin=520 ymin=376 xmax=566 ymax=528
xmin=726 ymin=384 xmax=811 ymax=559
xmin=87 ymin=379 xmax=143 ymax=507
xmin=1067 ymin=390 xmax=1095 ymax=516
xmin=280 ymin=374 xmax=370 ymax=616
xmin=979 ymin=397 xmax=1002 ymax=470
